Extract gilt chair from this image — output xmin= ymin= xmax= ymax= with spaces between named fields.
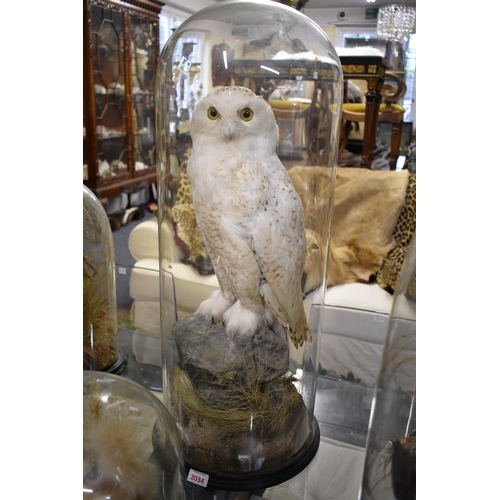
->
xmin=339 ymin=71 xmax=407 ymax=170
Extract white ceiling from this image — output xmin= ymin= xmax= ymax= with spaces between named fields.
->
xmin=160 ymin=0 xmax=416 ymax=14
xmin=300 ymin=0 xmax=415 ymax=8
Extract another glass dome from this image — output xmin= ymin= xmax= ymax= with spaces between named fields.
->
xmin=83 ymin=371 xmax=186 ymax=499
xmin=155 ymin=0 xmax=342 ymax=490
xmin=83 ymin=185 xmax=126 ymax=373
xmin=359 ymin=233 xmax=416 ymax=499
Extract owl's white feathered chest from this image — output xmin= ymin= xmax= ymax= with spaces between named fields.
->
xmin=187 ymin=148 xmax=305 ymax=271
xmin=187 ymin=145 xmax=278 ymax=221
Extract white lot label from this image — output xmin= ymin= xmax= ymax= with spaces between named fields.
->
xmin=187 ymin=469 xmax=209 ymax=488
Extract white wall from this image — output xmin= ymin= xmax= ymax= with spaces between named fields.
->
xmin=161 ymin=3 xmax=378 ymax=49
xmin=160 ymin=1 xmax=416 ymax=133
xmin=302 ymin=7 xmax=377 ymax=47
xmin=303 ymin=6 xmax=376 ymax=26
xmin=161 ymin=0 xmax=216 ymax=15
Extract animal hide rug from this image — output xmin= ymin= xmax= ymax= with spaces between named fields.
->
xmin=287 ymin=166 xmax=410 ymax=293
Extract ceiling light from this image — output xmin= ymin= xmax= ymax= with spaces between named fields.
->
xmin=377 ymin=4 xmax=416 ymax=42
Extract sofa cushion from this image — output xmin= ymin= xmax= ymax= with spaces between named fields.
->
xmin=130 ymin=300 xmax=161 ymax=337
xmin=306 ymin=283 xmax=394 ymax=339
xmin=305 ymin=283 xmax=415 ymax=387
xmin=129 ymin=259 xmax=161 ymax=301
xmin=129 ymin=258 xmax=219 ymax=313
xmin=129 ymin=219 xmax=159 ymax=261
xmin=128 ymin=219 xmax=183 ymax=263
xmin=166 ymin=262 xmax=219 ymax=312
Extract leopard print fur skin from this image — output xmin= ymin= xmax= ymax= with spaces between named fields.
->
xmin=375 ymin=173 xmax=416 ymax=298
xmin=166 ymin=149 xmax=214 ymax=275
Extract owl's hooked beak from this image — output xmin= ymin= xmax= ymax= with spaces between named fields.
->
xmin=221 ymin=119 xmax=237 ymax=140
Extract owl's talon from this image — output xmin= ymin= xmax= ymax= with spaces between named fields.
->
xmin=196 ymin=290 xmax=234 ymax=324
xmin=223 ymin=300 xmax=264 ymax=337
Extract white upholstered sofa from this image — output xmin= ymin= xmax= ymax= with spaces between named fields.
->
xmin=128 ymin=216 xmax=219 ymax=331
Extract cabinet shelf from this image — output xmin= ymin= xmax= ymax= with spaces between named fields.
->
xmin=93 ymin=90 xmax=153 ymax=97
xmin=95 ymin=133 xmax=126 ymax=139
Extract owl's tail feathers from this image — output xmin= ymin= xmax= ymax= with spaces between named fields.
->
xmin=261 ymin=282 xmax=311 ymax=350
xmin=290 ymin=313 xmax=312 ymax=350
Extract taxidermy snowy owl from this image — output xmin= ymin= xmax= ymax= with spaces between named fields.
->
xmin=187 ymin=86 xmax=311 ymax=349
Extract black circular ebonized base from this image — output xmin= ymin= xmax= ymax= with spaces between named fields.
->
xmin=184 ymin=416 xmax=321 ymax=492
xmin=104 ymin=350 xmax=128 ymax=376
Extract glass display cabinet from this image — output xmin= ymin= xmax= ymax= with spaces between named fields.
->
xmin=83 ymin=0 xmax=163 ymax=203
xmin=155 ymin=0 xmax=343 ymax=492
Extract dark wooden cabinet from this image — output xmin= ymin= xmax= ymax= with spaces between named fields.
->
xmin=83 ymin=0 xmax=163 ymax=203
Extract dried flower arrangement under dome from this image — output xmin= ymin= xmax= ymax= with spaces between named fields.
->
xmin=83 ymin=185 xmax=126 ymax=373
xmin=83 ymin=371 xmax=185 ymax=499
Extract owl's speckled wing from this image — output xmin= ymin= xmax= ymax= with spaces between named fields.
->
xmin=192 ymin=155 xmax=310 ymax=348
xmin=251 ymin=157 xmax=311 ymax=348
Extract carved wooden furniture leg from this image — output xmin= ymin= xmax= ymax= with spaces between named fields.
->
xmin=338 ymin=120 xmax=352 ymax=159
xmin=319 ymin=83 xmax=334 ymax=166
xmin=306 ymin=82 xmax=320 ymax=165
xmin=361 ymin=76 xmax=383 ymax=169
xmin=389 ymin=119 xmax=403 ymax=170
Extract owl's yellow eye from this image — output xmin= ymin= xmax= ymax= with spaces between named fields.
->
xmin=207 ymin=107 xmax=220 ymax=120
xmin=239 ymin=108 xmax=254 ymax=121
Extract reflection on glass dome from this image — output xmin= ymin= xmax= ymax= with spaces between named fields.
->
xmin=83 ymin=371 xmax=186 ymax=499
xmin=83 ymin=185 xmax=126 ymax=374
xmin=155 ymin=0 xmax=342 ymax=489
xmin=359 ymin=233 xmax=416 ymax=500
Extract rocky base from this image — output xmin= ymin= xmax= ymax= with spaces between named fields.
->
xmin=173 ymin=314 xmax=289 ymax=386
xmin=170 ymin=314 xmax=313 ymax=476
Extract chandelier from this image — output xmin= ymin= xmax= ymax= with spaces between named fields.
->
xmin=377 ymin=4 xmax=416 ymax=43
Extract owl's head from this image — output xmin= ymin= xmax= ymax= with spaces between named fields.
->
xmin=190 ymin=86 xmax=279 ymax=153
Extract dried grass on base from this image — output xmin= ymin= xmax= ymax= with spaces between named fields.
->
xmin=169 ymin=364 xmax=303 ymax=438
xmin=83 ymin=256 xmax=117 ymax=370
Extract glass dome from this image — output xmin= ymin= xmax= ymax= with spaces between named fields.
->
xmin=83 ymin=371 xmax=186 ymax=499
xmin=359 ymin=233 xmax=416 ymax=499
xmin=155 ymin=0 xmax=342 ymax=489
xmin=83 ymin=185 xmax=126 ymax=373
